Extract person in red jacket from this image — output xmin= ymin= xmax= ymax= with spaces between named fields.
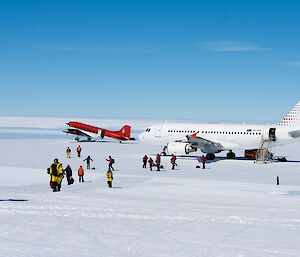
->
xmin=148 ymin=157 xmax=154 ymax=171
xmin=156 ymin=154 xmax=161 ymax=171
xmin=78 ymin=165 xmax=84 ymax=182
xmin=201 ymin=155 xmax=206 ymax=169
xmin=143 ymin=155 xmax=148 ymax=168
xmin=171 ymin=154 xmax=177 ymax=170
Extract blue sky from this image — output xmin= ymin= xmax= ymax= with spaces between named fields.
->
xmin=1 ymin=0 xmax=300 ymax=123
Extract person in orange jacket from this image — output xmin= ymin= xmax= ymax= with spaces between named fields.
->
xmin=78 ymin=165 xmax=84 ymax=182
xmin=77 ymin=145 xmax=82 ymax=157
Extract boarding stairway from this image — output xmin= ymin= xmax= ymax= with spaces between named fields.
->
xmin=255 ymin=130 xmax=276 ymax=164
xmin=255 ymin=139 xmax=271 ymax=163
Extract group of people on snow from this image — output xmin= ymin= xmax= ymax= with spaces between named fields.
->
xmin=48 ymin=145 xmax=116 ymax=192
xmin=142 ymin=153 xmax=172 ymax=171
xmin=142 ymin=154 xmax=164 ymax=171
xmin=65 ymin=145 xmax=82 ymax=158
xmin=142 ymin=153 xmax=206 ymax=171
xmin=49 ymin=144 xmax=207 ymax=192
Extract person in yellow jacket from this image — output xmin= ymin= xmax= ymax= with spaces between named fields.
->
xmin=78 ymin=166 xmax=84 ymax=182
xmin=50 ymin=158 xmax=64 ymax=192
xmin=106 ymin=169 xmax=113 ymax=188
xmin=66 ymin=147 xmax=71 ymax=158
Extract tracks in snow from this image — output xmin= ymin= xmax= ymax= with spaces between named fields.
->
xmin=1 ymin=201 xmax=300 ymax=229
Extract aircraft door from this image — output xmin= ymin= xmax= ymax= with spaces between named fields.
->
xmin=155 ymin=125 xmax=162 ymax=138
xmin=98 ymin=129 xmax=105 ymax=139
xmin=269 ymin=128 xmax=276 ymax=142
xmin=263 ymin=128 xmax=276 ymax=141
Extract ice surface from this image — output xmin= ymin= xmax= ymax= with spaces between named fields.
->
xmin=0 ymin=117 xmax=300 ymax=257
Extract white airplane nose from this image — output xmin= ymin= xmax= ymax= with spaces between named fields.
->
xmin=138 ymin=132 xmax=145 ymax=140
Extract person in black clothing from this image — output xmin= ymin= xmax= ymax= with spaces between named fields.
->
xmin=201 ymin=155 xmax=206 ymax=169
xmin=83 ymin=155 xmax=93 ymax=169
xmin=64 ymin=165 xmax=73 ymax=185
xmin=106 ymin=156 xmax=115 ymax=171
xmin=143 ymin=155 xmax=148 ymax=168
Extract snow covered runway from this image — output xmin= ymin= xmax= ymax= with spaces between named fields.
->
xmin=0 ymin=119 xmax=300 ymax=257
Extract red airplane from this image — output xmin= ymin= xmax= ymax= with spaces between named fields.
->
xmin=64 ymin=121 xmax=135 ymax=142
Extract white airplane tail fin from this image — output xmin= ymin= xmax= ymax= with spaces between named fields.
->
xmin=277 ymin=100 xmax=300 ymax=127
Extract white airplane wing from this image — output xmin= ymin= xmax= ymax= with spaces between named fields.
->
xmin=289 ymin=130 xmax=300 ymax=138
xmin=185 ymin=134 xmax=223 ymax=148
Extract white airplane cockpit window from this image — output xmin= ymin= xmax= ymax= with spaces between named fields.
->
xmin=145 ymin=128 xmax=151 ymax=132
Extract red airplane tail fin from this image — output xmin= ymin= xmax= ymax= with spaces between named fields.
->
xmin=120 ymin=125 xmax=131 ymax=138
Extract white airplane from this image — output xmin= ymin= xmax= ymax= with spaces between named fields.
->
xmin=139 ymin=100 xmax=300 ymax=160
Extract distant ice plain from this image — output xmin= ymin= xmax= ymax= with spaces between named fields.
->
xmin=0 ymin=116 xmax=300 ymax=257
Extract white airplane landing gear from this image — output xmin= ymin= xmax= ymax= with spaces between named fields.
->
xmin=226 ymin=150 xmax=236 ymax=159
xmin=161 ymin=146 xmax=167 ymax=156
xmin=206 ymin=153 xmax=215 ymax=160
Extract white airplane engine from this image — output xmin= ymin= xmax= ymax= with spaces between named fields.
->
xmin=167 ymin=142 xmax=197 ymax=155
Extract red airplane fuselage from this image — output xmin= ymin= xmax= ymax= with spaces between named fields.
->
xmin=64 ymin=121 xmax=135 ymax=141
